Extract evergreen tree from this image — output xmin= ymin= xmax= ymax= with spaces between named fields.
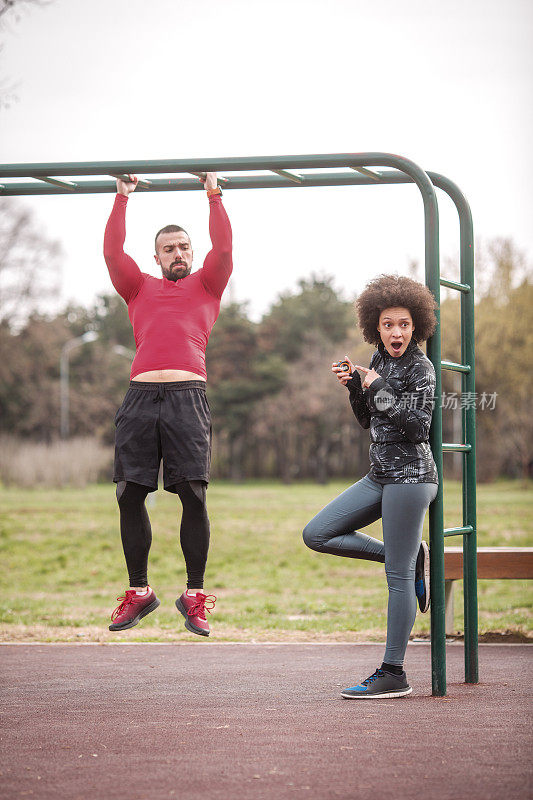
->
xmin=259 ymin=274 xmax=354 ymax=361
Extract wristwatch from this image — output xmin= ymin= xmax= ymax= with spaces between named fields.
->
xmin=207 ymin=187 xmax=222 ymax=198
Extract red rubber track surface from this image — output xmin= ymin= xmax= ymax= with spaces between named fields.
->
xmin=1 ymin=643 xmax=531 ymax=800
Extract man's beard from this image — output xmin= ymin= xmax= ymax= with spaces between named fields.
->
xmin=162 ymin=262 xmax=191 ymax=282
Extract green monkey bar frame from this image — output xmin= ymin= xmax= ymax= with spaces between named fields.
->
xmin=0 ymin=153 xmax=478 ymax=697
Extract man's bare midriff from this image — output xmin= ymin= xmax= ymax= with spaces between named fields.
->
xmin=132 ymin=369 xmax=206 ymax=383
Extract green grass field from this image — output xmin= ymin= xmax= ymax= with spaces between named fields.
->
xmin=1 ymin=480 xmax=531 ymax=642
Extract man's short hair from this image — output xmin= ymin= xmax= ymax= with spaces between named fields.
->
xmin=154 ymin=224 xmax=189 ymax=252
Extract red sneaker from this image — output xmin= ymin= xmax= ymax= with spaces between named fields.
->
xmin=109 ymin=587 xmax=160 ymax=631
xmin=175 ymin=592 xmax=216 ymax=637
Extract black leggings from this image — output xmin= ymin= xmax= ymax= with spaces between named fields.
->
xmin=116 ymin=481 xmax=210 ymax=589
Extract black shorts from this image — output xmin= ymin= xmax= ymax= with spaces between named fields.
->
xmin=113 ymin=381 xmax=212 ymax=493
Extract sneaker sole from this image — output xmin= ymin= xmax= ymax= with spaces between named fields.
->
xmin=418 ymin=541 xmax=430 ymax=613
xmin=175 ymin=598 xmax=210 ymax=637
xmin=108 ymin=597 xmax=160 ymax=631
xmin=341 ymin=687 xmax=413 ymax=699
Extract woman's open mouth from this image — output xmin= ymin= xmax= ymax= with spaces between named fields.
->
xmin=391 ymin=342 xmax=403 ymax=352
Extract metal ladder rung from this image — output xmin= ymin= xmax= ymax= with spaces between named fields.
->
xmin=441 ymin=360 xmax=471 ymax=373
xmin=349 ymin=166 xmax=381 ymax=181
xmin=270 ymin=169 xmax=303 ymax=183
xmin=440 ymin=277 xmax=471 ymax=293
xmin=31 ymin=176 xmax=78 ymax=190
xmin=111 ymin=174 xmax=152 ymax=189
xmin=442 ymin=443 xmax=472 ymax=452
xmin=444 ymin=526 xmax=474 ymax=537
xmin=188 ymin=171 xmax=229 ymax=183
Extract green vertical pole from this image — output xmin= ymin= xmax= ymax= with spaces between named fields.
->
xmin=460 ymin=206 xmax=478 ymax=683
xmin=429 ymin=173 xmax=478 ymax=684
xmin=424 ymin=229 xmax=446 ymax=698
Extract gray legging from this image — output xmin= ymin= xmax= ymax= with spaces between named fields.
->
xmin=303 ymin=474 xmax=438 ymax=666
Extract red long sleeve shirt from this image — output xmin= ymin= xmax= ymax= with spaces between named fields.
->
xmin=103 ymin=193 xmax=232 ymax=380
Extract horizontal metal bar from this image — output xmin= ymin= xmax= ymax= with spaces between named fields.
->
xmin=442 ymin=443 xmax=472 ymax=453
xmin=0 ymin=155 xmax=448 ymax=197
xmin=31 ymin=176 xmax=78 ymax=190
xmin=2 ymin=177 xmax=202 ymax=196
xmin=350 ymin=166 xmax=381 ymax=181
xmin=0 ymin=169 xmax=420 ymax=196
xmin=440 ymin=277 xmax=471 ymax=293
xmin=113 ymin=171 xmax=229 ymax=188
xmin=0 ymin=152 xmax=434 ymax=180
xmin=0 ymin=163 xmax=459 ymax=198
xmin=270 ymin=169 xmax=303 ymax=183
xmin=444 ymin=526 xmax=474 ymax=537
xmin=441 ymin=360 xmax=471 ymax=373
xmin=0 ymin=163 xmax=466 ymax=200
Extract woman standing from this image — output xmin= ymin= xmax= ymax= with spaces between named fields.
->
xmin=303 ymin=274 xmax=439 ymax=698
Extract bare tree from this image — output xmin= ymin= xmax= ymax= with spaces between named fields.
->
xmin=0 ymin=198 xmax=62 ymax=328
xmin=251 ymin=331 xmax=373 ymax=483
xmin=0 ymin=0 xmax=51 ymax=21
xmin=1 ymin=0 xmax=54 ymax=109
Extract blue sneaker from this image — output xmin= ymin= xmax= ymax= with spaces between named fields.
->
xmin=341 ymin=668 xmax=412 ymax=699
xmin=415 ymin=540 xmax=430 ymax=613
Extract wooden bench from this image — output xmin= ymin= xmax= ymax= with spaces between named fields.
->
xmin=443 ymin=547 xmax=533 ymax=635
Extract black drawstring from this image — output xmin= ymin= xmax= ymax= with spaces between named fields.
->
xmin=153 ymin=385 xmax=166 ymax=403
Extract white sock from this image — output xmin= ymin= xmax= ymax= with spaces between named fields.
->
xmin=132 ymin=587 xmax=150 ymax=596
xmin=186 ymin=589 xmax=204 ymax=596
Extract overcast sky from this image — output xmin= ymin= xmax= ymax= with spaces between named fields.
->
xmin=1 ymin=0 xmax=532 ymax=319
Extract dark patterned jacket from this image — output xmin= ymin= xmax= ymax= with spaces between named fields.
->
xmin=346 ymin=339 xmax=438 ymax=484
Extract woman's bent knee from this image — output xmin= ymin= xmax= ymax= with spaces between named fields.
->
xmin=302 ymin=521 xmax=321 ymax=551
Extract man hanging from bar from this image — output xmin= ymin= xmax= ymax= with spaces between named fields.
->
xmin=103 ymin=171 xmax=232 ymax=636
